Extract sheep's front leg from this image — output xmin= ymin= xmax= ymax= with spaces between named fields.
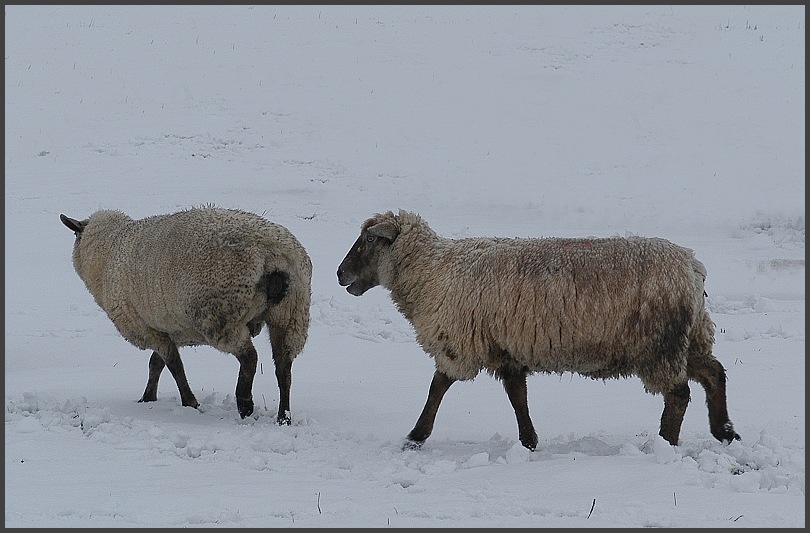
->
xmin=501 ymin=368 xmax=538 ymax=451
xmin=404 ymin=370 xmax=455 ymax=450
xmin=234 ymin=342 xmax=258 ymax=419
xmin=139 ymin=351 xmax=165 ymax=403
xmin=160 ymin=344 xmax=200 ymax=409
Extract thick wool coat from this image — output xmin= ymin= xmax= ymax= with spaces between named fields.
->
xmin=69 ymin=207 xmax=311 ymax=359
xmin=367 ymin=210 xmax=715 ymax=394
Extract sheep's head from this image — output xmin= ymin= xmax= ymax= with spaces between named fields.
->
xmin=60 ymin=210 xmax=131 ymax=303
xmin=61 ymin=214 xmax=89 ymax=268
xmin=337 ymin=212 xmax=400 ymax=296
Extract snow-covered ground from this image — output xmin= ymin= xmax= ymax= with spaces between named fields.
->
xmin=5 ymin=5 xmax=804 ymax=527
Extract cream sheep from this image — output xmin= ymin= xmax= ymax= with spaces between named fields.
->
xmin=337 ymin=209 xmax=740 ymax=450
xmin=61 ymin=206 xmax=312 ymax=423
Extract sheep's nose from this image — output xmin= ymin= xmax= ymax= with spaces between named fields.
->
xmin=336 ymin=267 xmax=354 ymax=287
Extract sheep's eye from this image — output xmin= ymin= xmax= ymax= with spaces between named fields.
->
xmin=366 ymin=235 xmax=376 ymax=243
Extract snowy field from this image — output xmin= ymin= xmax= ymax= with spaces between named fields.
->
xmin=4 ymin=5 xmax=804 ymax=527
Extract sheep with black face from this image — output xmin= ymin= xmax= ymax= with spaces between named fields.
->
xmin=337 ymin=209 xmax=740 ymax=450
xmin=61 ymin=206 xmax=312 ymax=423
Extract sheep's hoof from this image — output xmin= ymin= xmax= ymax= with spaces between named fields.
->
xmin=402 ymin=439 xmax=423 ymax=451
xmin=237 ymin=398 xmax=254 ymax=419
xmin=715 ymin=422 xmax=741 ymax=444
xmin=277 ymin=413 xmax=291 ymax=426
xmin=520 ymin=432 xmax=538 ymax=451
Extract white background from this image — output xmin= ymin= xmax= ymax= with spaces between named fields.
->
xmin=5 ymin=5 xmax=804 ymax=527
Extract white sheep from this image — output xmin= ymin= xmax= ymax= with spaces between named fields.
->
xmin=337 ymin=209 xmax=740 ymax=450
xmin=61 ymin=206 xmax=312 ymax=423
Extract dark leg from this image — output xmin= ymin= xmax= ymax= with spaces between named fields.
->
xmin=501 ymin=368 xmax=538 ymax=451
xmin=161 ymin=343 xmax=200 ymax=409
xmin=660 ymin=382 xmax=690 ymax=445
xmin=404 ymin=370 xmax=455 ymax=450
xmin=270 ymin=329 xmax=292 ymax=425
xmin=234 ymin=342 xmax=258 ymax=419
xmin=688 ymin=356 xmax=741 ymax=443
xmin=139 ymin=351 xmax=165 ymax=403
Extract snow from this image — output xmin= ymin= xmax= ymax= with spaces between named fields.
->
xmin=4 ymin=5 xmax=804 ymax=527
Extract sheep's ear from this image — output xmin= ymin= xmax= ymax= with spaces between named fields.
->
xmin=60 ymin=214 xmax=85 ymax=234
xmin=367 ymin=220 xmax=399 ymax=242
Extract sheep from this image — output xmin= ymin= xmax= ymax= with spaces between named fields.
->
xmin=60 ymin=206 xmax=312 ymax=423
xmin=336 ymin=209 xmax=741 ymax=451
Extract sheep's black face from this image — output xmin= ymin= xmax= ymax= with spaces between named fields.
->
xmin=337 ymin=231 xmax=387 ymax=296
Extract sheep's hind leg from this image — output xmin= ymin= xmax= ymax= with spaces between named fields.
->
xmin=501 ymin=368 xmax=538 ymax=451
xmin=138 ymin=351 xmax=165 ymax=403
xmin=660 ymin=382 xmax=690 ymax=445
xmin=688 ymin=356 xmax=741 ymax=443
xmin=270 ymin=330 xmax=292 ymax=425
xmin=404 ymin=370 xmax=455 ymax=450
xmin=234 ymin=342 xmax=258 ymax=419
xmin=161 ymin=344 xmax=200 ymax=409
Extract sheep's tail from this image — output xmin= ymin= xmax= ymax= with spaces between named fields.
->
xmin=262 ymin=270 xmax=290 ymax=305
xmin=262 ymin=253 xmax=312 ymax=359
